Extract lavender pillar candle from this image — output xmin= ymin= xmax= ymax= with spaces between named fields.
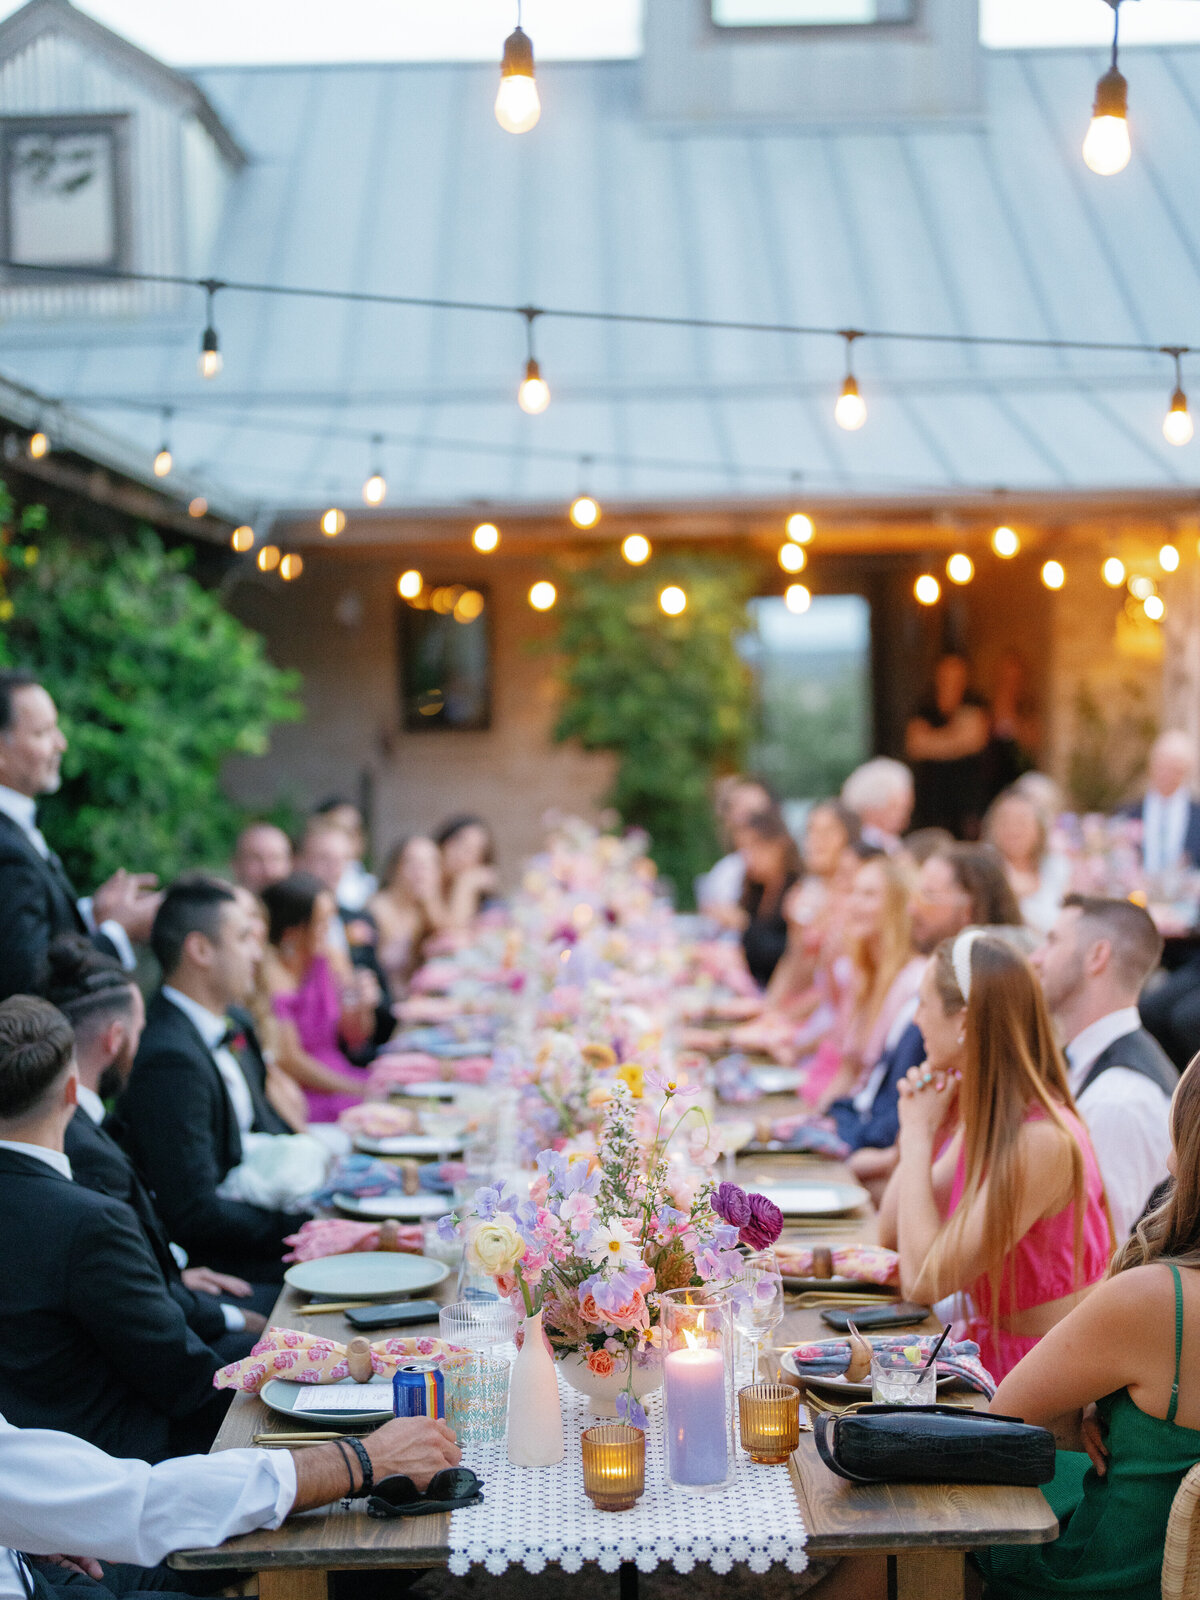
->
xmin=664 ymin=1344 xmax=728 ymax=1485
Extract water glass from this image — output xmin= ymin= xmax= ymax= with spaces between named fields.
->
xmin=870 ymin=1350 xmax=937 ymax=1406
xmin=732 ymin=1248 xmax=784 ymax=1382
xmin=439 ymin=1298 xmax=518 ymax=1351
xmin=441 ymin=1352 xmax=510 ymax=1446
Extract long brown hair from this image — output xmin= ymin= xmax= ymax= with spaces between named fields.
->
xmin=916 ymin=933 xmax=1097 ymax=1313
xmin=848 ymin=854 xmax=914 ymax=1034
xmin=1112 ymin=1059 xmax=1200 ymax=1276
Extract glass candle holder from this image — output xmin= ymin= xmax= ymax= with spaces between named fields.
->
xmin=441 ymin=1352 xmax=511 ymax=1445
xmin=581 ymin=1424 xmax=646 ymax=1512
xmin=738 ymin=1382 xmax=802 ymax=1464
xmin=439 ymin=1299 xmax=518 ymax=1351
xmin=658 ymin=1286 xmax=735 ymax=1492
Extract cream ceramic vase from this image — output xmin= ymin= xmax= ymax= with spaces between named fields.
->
xmin=558 ymin=1349 xmax=664 ymax=1416
xmin=506 ymin=1310 xmax=564 ymax=1466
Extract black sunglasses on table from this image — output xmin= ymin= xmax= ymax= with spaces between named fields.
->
xmin=364 ymin=1467 xmax=484 ymax=1519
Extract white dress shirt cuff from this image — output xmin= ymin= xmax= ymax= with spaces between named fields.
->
xmin=76 ymin=899 xmax=137 ymax=970
xmin=221 ymin=1304 xmax=248 ymax=1333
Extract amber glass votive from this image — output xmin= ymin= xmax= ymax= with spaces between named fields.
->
xmin=738 ymin=1382 xmax=802 ymax=1464
xmin=581 ymin=1424 xmax=646 ymax=1511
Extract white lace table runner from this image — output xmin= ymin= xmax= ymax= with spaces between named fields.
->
xmin=448 ymin=1372 xmax=808 ymax=1577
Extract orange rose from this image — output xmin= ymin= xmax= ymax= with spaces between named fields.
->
xmin=587 ymin=1348 xmax=616 ymax=1377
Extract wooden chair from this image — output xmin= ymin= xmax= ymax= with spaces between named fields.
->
xmin=1163 ymin=1462 xmax=1200 ymax=1599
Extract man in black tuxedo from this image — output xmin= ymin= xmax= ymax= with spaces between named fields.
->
xmin=0 ymin=671 xmax=160 ymax=1000
xmin=0 ymin=996 xmax=225 ymax=1462
xmin=115 ymin=878 xmax=311 ymax=1282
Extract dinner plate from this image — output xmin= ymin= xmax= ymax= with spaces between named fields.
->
xmin=757 ymin=1181 xmax=871 ymax=1217
xmin=332 ymin=1191 xmax=452 ymax=1220
xmin=779 ymin=1274 xmax=897 ymax=1294
xmin=354 ymin=1133 xmax=467 ymax=1157
xmin=780 ymin=1346 xmax=951 ymax=1397
xmin=261 ymin=1377 xmax=394 ymax=1426
xmin=751 ymin=1065 xmax=806 ymax=1096
xmin=283 ymin=1252 xmax=450 ymax=1300
xmin=390 ymin=1081 xmax=478 ymax=1102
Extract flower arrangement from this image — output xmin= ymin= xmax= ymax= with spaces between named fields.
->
xmin=440 ymin=1081 xmax=783 ymax=1425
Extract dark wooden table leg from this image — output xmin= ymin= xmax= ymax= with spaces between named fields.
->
xmin=258 ymin=1569 xmax=332 ymax=1600
xmin=619 ymin=1560 xmax=639 ymax=1600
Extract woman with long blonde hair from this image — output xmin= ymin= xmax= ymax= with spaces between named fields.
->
xmin=878 ymin=930 xmax=1111 ymax=1380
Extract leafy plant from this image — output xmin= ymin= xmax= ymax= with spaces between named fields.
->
xmin=550 ymin=555 xmax=755 ymax=903
xmin=1067 ymin=680 xmax=1157 ymax=814
xmin=0 ymin=483 xmax=302 ymax=887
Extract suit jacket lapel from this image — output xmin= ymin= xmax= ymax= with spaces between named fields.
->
xmin=0 ymin=813 xmax=86 ymax=931
xmin=153 ymin=996 xmax=243 ymax=1169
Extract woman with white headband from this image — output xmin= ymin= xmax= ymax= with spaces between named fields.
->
xmin=877 ymin=929 xmax=1111 ymax=1380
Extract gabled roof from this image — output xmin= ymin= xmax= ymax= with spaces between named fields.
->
xmin=0 ymin=0 xmax=246 ymax=167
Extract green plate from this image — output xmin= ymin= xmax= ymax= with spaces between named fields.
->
xmin=283 ymin=1251 xmax=449 ymax=1300
xmin=261 ymin=1377 xmax=394 ymax=1426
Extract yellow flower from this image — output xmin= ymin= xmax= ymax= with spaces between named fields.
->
xmin=615 ymin=1062 xmax=644 ymax=1100
xmin=466 ymin=1215 xmax=525 ymax=1276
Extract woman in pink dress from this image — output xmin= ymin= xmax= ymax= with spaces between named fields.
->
xmin=261 ymin=872 xmax=375 ymax=1122
xmin=878 ymin=930 xmax=1111 ymax=1381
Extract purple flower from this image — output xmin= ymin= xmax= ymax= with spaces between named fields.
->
xmin=536 ymin=1150 xmax=567 ymax=1185
xmin=436 ymin=1212 xmax=460 ymax=1241
xmin=712 ymin=1181 xmax=751 ymax=1228
xmin=740 ymin=1192 xmax=784 ymax=1250
xmin=655 ymin=1204 xmax=687 ymax=1233
xmin=711 ymin=1222 xmax=741 ymax=1251
xmin=616 ymin=1390 xmax=647 ymax=1430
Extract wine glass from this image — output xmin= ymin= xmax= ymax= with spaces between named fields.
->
xmin=732 ymin=1248 xmax=784 ymax=1382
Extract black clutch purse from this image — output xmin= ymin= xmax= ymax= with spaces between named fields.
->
xmin=814 ymin=1404 xmax=1055 ymax=1487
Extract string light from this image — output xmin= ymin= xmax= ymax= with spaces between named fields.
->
xmin=1041 ymin=559 xmax=1066 ymax=590
xmin=230 ymin=525 xmax=254 ymax=552
xmin=1083 ymin=1 xmax=1131 ymax=176
xmin=1130 ymin=574 xmax=1156 ymax=600
xmin=363 ymin=434 xmax=387 ymax=505
xmin=529 ymin=580 xmax=557 ymax=611
xmin=622 ymin=534 xmax=651 ymax=565
xmin=1144 ymin=594 xmax=1166 ymax=621
xmin=834 ymin=331 xmax=867 ymax=431
xmin=570 ymin=495 xmax=600 ymax=529
xmin=279 ymin=553 xmax=303 ymax=581
xmin=152 ymin=408 xmax=173 ymax=477
xmin=914 ymin=574 xmax=940 ymax=605
xmin=198 ymin=282 xmax=222 ymax=379
xmin=27 ymin=429 xmax=49 ymax=460
xmin=779 ymin=542 xmax=806 ymax=573
xmin=1160 ymin=542 xmax=1180 ymax=572
xmin=397 ymin=569 xmax=422 ymax=599
xmin=946 ymin=553 xmax=974 ymax=584
xmin=188 ymin=496 xmax=208 ymax=518
xmin=1163 ymin=351 xmax=1194 ymax=446
xmin=784 ymin=583 xmax=811 ymax=614
xmin=786 ymin=513 xmax=814 ymax=545
xmin=992 ymin=525 xmax=1020 ymax=558
xmin=518 ymin=309 xmax=550 ymax=414
xmin=1103 ymin=556 xmax=1126 ymax=586
xmin=659 ymin=585 xmax=687 ymax=615
xmin=495 ymin=8 xmax=540 ymax=135
xmin=321 ymin=508 xmax=345 ymax=537
xmin=256 ymin=544 xmax=280 ymax=572
xmin=472 ymin=522 xmax=500 ymax=552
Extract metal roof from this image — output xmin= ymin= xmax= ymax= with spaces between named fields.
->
xmin=3 ymin=39 xmax=1200 ymax=522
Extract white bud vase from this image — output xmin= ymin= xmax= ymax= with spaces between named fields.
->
xmin=507 ymin=1309 xmax=564 ymax=1466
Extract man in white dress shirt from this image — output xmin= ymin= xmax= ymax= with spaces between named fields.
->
xmin=1121 ymin=730 xmax=1200 ymax=876
xmin=1032 ymin=894 xmax=1177 ymax=1239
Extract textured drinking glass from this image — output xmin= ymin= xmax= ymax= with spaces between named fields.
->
xmin=441 ymin=1353 xmax=511 ymax=1445
xmin=870 ymin=1351 xmax=937 ymax=1406
xmin=659 ymin=1286 xmax=735 ymax=1492
xmin=581 ymin=1424 xmax=646 ymax=1511
xmin=439 ymin=1299 xmax=518 ymax=1351
xmin=738 ymin=1382 xmax=802 ymax=1464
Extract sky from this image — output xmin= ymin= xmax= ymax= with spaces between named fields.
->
xmin=4 ymin=0 xmax=1200 ymax=65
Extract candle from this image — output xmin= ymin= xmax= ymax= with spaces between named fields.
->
xmin=738 ymin=1383 xmax=801 ymax=1465
xmin=664 ymin=1343 xmax=729 ymax=1485
xmin=581 ymin=1424 xmax=645 ymax=1511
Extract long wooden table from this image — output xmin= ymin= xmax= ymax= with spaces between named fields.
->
xmin=172 ymin=1152 xmax=1057 ymax=1600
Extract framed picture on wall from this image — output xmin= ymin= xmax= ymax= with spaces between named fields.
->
xmin=397 ymin=582 xmax=492 ymax=731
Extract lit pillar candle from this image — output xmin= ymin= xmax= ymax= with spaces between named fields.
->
xmin=664 ymin=1343 xmax=728 ymax=1485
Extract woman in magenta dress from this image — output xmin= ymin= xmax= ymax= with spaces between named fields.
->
xmin=261 ymin=872 xmax=375 ymax=1122
xmin=878 ymin=929 xmax=1111 ymax=1381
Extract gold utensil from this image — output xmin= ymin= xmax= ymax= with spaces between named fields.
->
xmin=296 ymin=1301 xmax=374 ymax=1316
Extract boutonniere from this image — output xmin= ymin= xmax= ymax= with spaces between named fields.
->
xmin=228 ymin=1032 xmax=247 ymax=1055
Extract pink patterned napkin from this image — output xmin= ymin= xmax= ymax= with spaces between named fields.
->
xmin=282 ymin=1218 xmax=423 ymax=1262
xmin=338 ymin=1102 xmax=420 ymax=1139
xmin=775 ymin=1243 xmax=900 ymax=1286
xmin=214 ymin=1329 xmax=462 ymax=1391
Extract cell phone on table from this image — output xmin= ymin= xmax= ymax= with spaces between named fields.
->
xmin=345 ymin=1299 xmax=442 ymax=1331
xmin=820 ymin=1301 xmax=931 ymax=1333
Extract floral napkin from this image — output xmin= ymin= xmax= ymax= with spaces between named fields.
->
xmin=787 ymin=1333 xmax=995 ymax=1397
xmin=214 ymin=1329 xmax=462 ymax=1391
xmin=282 ymin=1217 xmax=424 ymax=1262
xmin=774 ymin=1243 xmax=900 ymax=1285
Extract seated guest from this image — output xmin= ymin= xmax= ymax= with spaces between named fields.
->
xmin=878 ymin=932 xmax=1111 ymax=1381
xmin=115 ymin=878 xmax=310 ymax=1281
xmin=840 ymin=757 xmax=914 ymax=855
xmin=435 ymin=813 xmax=501 ymax=930
xmin=311 ymin=795 xmax=376 ymax=911
xmin=0 ymin=997 xmax=222 ymax=1461
xmin=983 ymin=784 xmax=1071 ymax=936
xmin=1033 ymin=896 xmax=1175 ymax=1238
xmin=762 ymin=799 xmax=860 ymax=1010
xmin=369 ymin=835 xmax=447 ymax=989
xmin=737 ymin=808 xmax=802 ymax=989
xmin=297 ymin=818 xmax=390 ymax=1049
xmin=695 ymin=775 xmax=776 ymax=928
xmin=1 ymin=1410 xmax=459 ymax=1600
xmin=45 ymin=936 xmax=268 ymax=1358
xmin=1119 ymin=729 xmax=1200 ymax=874
xmin=231 ymin=821 xmax=293 ymax=895
xmin=905 ymin=653 xmax=990 ymax=839
xmin=261 ymin=873 xmax=371 ymax=1121
xmin=0 ymin=671 xmax=159 ymax=1001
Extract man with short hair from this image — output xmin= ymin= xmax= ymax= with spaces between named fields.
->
xmin=231 ymin=822 xmax=293 ymax=895
xmin=1120 ymin=729 xmax=1200 ymax=874
xmin=0 ymin=996 xmax=223 ymax=1461
xmin=0 ymin=671 xmax=159 ymax=1000
xmin=1033 ymin=894 xmax=1176 ymax=1238
xmin=840 ymin=758 xmax=915 ymax=855
xmin=115 ymin=879 xmax=310 ymax=1281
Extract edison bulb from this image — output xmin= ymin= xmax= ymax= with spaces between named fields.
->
xmin=279 ymin=553 xmax=303 ymax=581
xmin=472 ymin=522 xmax=500 ymax=553
xmin=198 ymin=346 xmax=222 ymax=380
xmin=1130 ymin=574 xmax=1156 ymax=601
xmin=1164 ymin=391 xmax=1194 ymax=447
xmin=363 ymin=472 xmax=387 ymax=506
xmin=397 ymin=569 xmax=422 ymax=600
xmin=321 ymin=508 xmax=345 ymax=537
xmin=946 ymin=553 xmax=974 ymax=585
xmin=230 ymin=525 xmax=254 ymax=553
xmin=518 ymin=360 xmax=550 ymax=415
xmin=28 ymin=431 xmax=49 ymax=460
xmin=189 ymin=497 xmax=208 ymax=519
xmin=153 ymin=448 xmax=172 ymax=478
xmin=1083 ymin=115 xmax=1131 ymax=177
xmin=1144 ymin=594 xmax=1166 ymax=621
xmin=992 ymin=525 xmax=1020 ymax=558
xmin=914 ymin=574 xmax=940 ymax=606
xmin=778 ymin=542 xmax=806 ymax=574
xmin=659 ymin=585 xmax=687 ymax=615
xmin=1160 ymin=543 xmax=1180 ymax=573
xmin=1041 ymin=560 xmax=1066 ymax=590
xmin=570 ymin=495 xmax=600 ymax=529
xmin=786 ymin=513 xmax=814 ymax=545
xmin=496 ymin=72 xmax=540 ymax=133
xmin=529 ymin=580 xmax=557 ymax=611
xmin=1102 ymin=557 xmax=1126 ymax=587
xmin=622 ymin=534 xmax=651 ymax=565
xmin=785 ymin=583 xmax=811 ymax=614
xmin=256 ymin=544 xmax=280 ymax=573
xmin=835 ymin=377 xmax=867 ymax=431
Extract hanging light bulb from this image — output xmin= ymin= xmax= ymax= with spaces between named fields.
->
xmin=784 ymin=583 xmax=811 ymax=614
xmin=472 ymin=522 xmax=500 ymax=553
xmin=529 ymin=580 xmax=557 ymax=611
xmin=1144 ymin=594 xmax=1166 ymax=621
xmin=1041 ymin=560 xmax=1066 ymax=590
xmin=198 ymin=282 xmax=222 ymax=379
xmin=570 ymin=495 xmax=600 ymax=529
xmin=279 ymin=553 xmax=303 ymax=581
xmin=1083 ymin=2 xmax=1131 ymax=176
xmin=779 ymin=542 xmax=806 ymax=573
xmin=786 ymin=512 xmax=814 ymax=545
xmin=914 ymin=574 xmax=940 ymax=606
xmin=153 ymin=408 xmax=173 ymax=478
xmin=230 ymin=525 xmax=254 ymax=553
xmin=1103 ymin=556 xmax=1126 ymax=587
xmin=363 ymin=434 xmax=387 ymax=505
xmin=321 ymin=508 xmax=345 ymax=538
xmin=622 ymin=533 xmax=651 ymax=565
xmin=834 ymin=331 xmax=867 ymax=431
xmin=398 ymin=569 xmax=423 ymax=600
xmin=992 ymin=525 xmax=1020 ymax=558
xmin=1162 ymin=351 xmax=1194 ymax=446
xmin=188 ymin=497 xmax=208 ymax=519
xmin=1160 ymin=543 xmax=1181 ymax=572
xmin=1130 ymin=574 xmax=1156 ymax=600
xmin=659 ymin=585 xmax=687 ymax=615
xmin=516 ymin=309 xmax=550 ymax=414
xmin=946 ymin=553 xmax=974 ymax=585
xmin=256 ymin=544 xmax=280 ymax=573
xmin=495 ymin=12 xmax=540 ymax=135
xmin=27 ymin=429 xmax=49 ymax=460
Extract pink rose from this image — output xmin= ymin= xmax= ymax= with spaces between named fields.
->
xmin=587 ymin=1348 xmax=616 ymax=1377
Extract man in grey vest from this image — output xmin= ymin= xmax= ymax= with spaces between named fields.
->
xmin=1033 ymin=893 xmax=1177 ymax=1239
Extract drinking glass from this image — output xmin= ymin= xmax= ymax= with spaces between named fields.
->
xmin=870 ymin=1350 xmax=937 ymax=1406
xmin=441 ymin=1353 xmax=511 ymax=1446
xmin=439 ymin=1298 xmax=518 ymax=1352
xmin=732 ymin=1248 xmax=784 ymax=1382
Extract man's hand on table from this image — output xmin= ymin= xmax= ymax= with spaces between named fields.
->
xmin=289 ymin=1417 xmax=462 ymax=1514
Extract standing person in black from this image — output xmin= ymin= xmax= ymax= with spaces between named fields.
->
xmin=737 ymin=809 xmax=802 ymax=989
xmin=44 ymin=935 xmax=270 ymax=1359
xmin=0 ymin=671 xmax=160 ymax=1001
xmin=0 ymin=996 xmax=224 ymax=1462
xmin=114 ymin=878 xmax=311 ymax=1283
xmin=904 ymin=653 xmax=991 ymax=839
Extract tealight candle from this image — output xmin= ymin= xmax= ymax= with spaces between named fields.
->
xmin=581 ymin=1424 xmax=646 ymax=1511
xmin=738 ymin=1383 xmax=802 ymax=1465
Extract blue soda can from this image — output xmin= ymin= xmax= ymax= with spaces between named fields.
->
xmin=392 ymin=1362 xmax=445 ymax=1419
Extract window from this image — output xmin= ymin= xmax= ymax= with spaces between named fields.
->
xmin=1 ymin=116 xmax=128 ymax=277
xmin=397 ymin=583 xmax=492 ymax=732
xmin=712 ymin=0 xmax=914 ymax=26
